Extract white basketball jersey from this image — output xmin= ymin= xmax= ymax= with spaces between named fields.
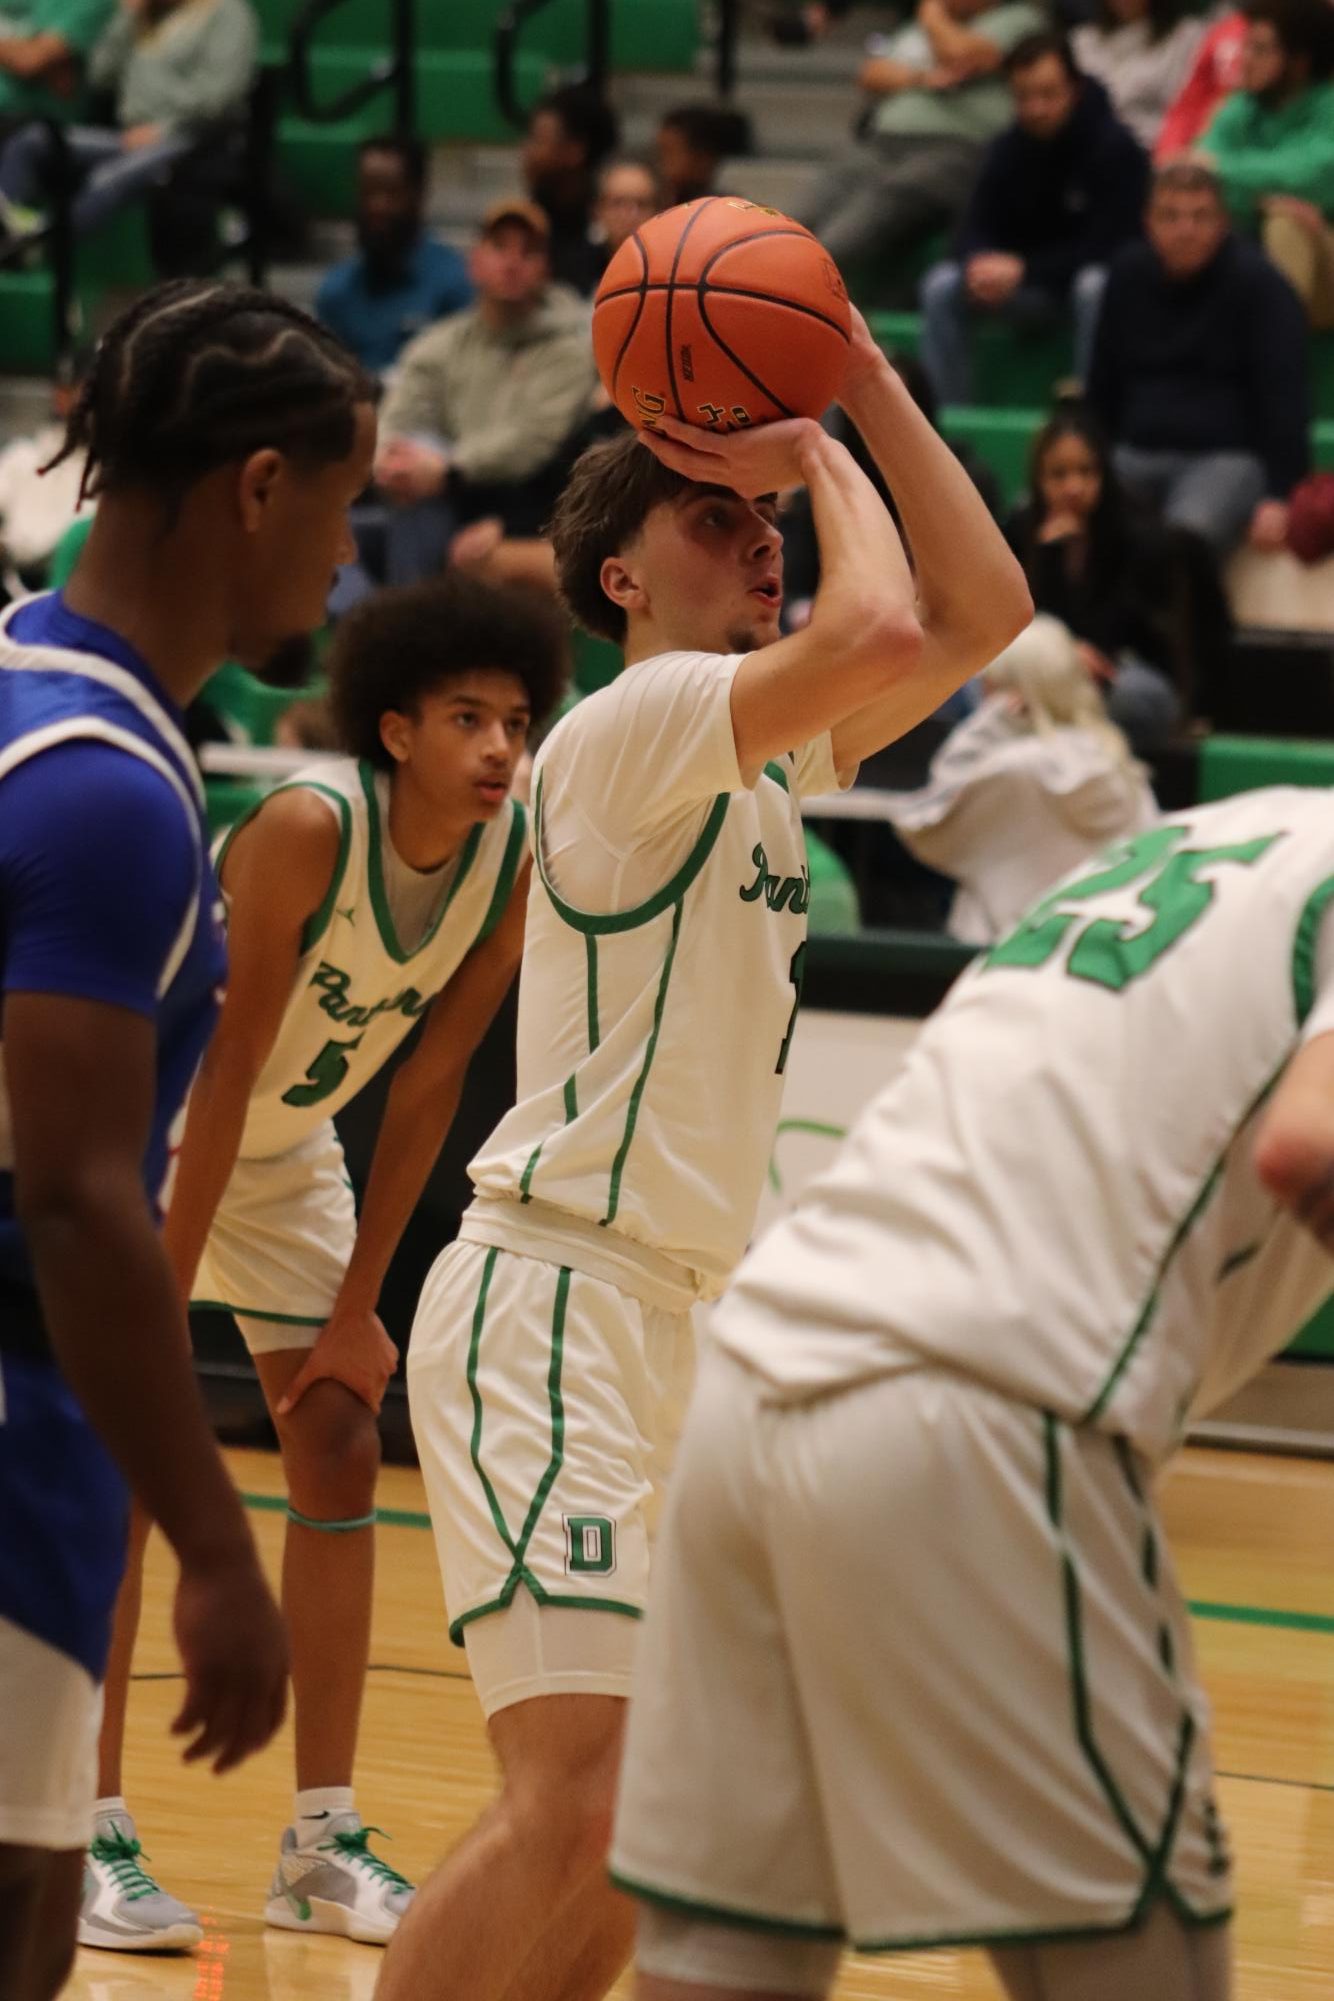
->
xmin=718 ymin=786 xmax=1334 ymax=1460
xmin=468 ymin=650 xmax=842 ymax=1299
xmin=225 ymin=757 xmax=527 ymax=1160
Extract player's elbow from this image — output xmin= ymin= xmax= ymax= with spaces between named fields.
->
xmin=1253 ymin=1117 xmax=1333 ymax=1213
xmin=848 ymin=602 xmax=925 ymax=691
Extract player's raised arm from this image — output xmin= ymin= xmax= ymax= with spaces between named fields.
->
xmin=278 ymin=860 xmax=532 ymax=1419
xmin=1254 ymin=1032 xmax=1334 ymax=1250
xmin=640 ymin=415 xmax=924 ymax=778
xmin=163 ymin=789 xmax=341 ymax=1300
xmin=827 ymin=307 xmax=1033 ymax=766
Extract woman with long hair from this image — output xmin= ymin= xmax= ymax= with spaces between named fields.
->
xmin=1006 ymin=405 xmax=1181 ymax=750
xmin=888 ymin=612 xmax=1158 ymax=941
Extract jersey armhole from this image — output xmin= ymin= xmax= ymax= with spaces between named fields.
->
xmin=476 ymin=798 xmax=528 ymax=944
xmin=213 ymin=780 xmax=353 ymax=956
xmin=532 ymin=772 xmax=731 ymax=937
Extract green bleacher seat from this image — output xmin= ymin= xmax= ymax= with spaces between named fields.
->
xmin=1316 ymin=420 xmax=1334 ymax=473
xmin=256 ymin=0 xmax=696 ymax=69
xmin=870 ymin=310 xmax=1072 ymax=406
xmin=1198 ymin=734 xmax=1334 ymax=802
xmin=939 ymin=407 xmax=1040 ymax=507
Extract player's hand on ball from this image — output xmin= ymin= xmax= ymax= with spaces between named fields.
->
xmin=276 ymin=1305 xmax=401 ymax=1417
xmin=641 ymin=413 xmax=822 ymax=498
xmin=171 ymin=1550 xmax=288 ymax=1774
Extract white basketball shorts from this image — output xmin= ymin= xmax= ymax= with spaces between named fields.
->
xmin=612 ymin=1347 xmax=1233 ymax=1953
xmin=408 ymin=1238 xmax=695 ymax=1716
xmin=189 ymin=1123 xmax=356 ymax=1354
xmin=0 ymin=1616 xmax=103 ymax=1849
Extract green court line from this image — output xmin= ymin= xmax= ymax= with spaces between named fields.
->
xmin=239 ymin=1493 xmax=1334 ymax=1635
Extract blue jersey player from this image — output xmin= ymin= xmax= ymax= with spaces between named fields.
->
xmin=0 ymin=280 xmax=376 ymax=2001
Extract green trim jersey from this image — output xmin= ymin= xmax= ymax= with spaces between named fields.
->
xmin=718 ymin=786 xmax=1334 ymax=1460
xmin=468 ymin=650 xmax=845 ymax=1299
xmin=222 ymin=756 xmax=526 ymax=1161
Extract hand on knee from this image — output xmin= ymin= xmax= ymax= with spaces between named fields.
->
xmin=279 ymin=1378 xmax=381 ymax=1523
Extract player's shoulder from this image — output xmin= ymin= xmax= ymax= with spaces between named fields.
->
xmin=541 ymin=650 xmax=739 ymax=753
xmin=2 ymin=732 xmax=194 ymax=848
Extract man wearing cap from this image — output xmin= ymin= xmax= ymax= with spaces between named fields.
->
xmin=371 ymin=199 xmax=599 ymax=584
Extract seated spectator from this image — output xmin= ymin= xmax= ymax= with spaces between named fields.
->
xmin=521 ymin=81 xmax=619 ymax=295
xmin=920 ymin=33 xmax=1147 ymax=404
xmin=358 ymin=199 xmax=597 ymax=591
xmin=1201 ymin=0 xmax=1334 ymax=329
xmin=887 ymin=613 xmax=1157 ymax=942
xmin=1071 ymin=0 xmax=1205 ymax=150
xmin=655 ymin=102 xmax=753 ymax=206
xmin=0 ymin=0 xmax=111 ymax=128
xmin=1006 ymin=405 xmax=1182 ymax=749
xmin=593 ymin=154 xmax=661 ymax=256
xmin=0 ymin=347 xmax=87 ymax=591
xmin=795 ymin=0 xmax=1046 ymax=273
xmin=315 ymin=135 xmax=473 ymax=375
xmin=1155 ymin=7 xmax=1246 ymax=155
xmin=0 ymin=0 xmax=254 ymax=242
xmin=1088 ymin=160 xmax=1310 ymax=559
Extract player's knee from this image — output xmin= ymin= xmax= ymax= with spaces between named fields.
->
xmin=280 ymin=1379 xmax=381 ymax=1516
xmin=503 ymin=1731 xmax=620 ymax=1881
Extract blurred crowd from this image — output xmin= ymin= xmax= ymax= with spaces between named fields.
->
xmin=0 ymin=0 xmax=1332 ymax=936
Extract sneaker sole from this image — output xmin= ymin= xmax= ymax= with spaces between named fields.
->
xmin=264 ymin=1895 xmax=397 ymax=1946
xmin=77 ymin=1920 xmax=203 ymax=1953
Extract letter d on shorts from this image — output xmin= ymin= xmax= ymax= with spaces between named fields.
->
xmin=564 ymin=1514 xmax=616 ymax=1576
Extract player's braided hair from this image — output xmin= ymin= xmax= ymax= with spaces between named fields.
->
xmin=47 ymin=280 xmax=376 ymax=507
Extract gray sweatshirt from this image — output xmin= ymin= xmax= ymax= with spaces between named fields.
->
xmin=90 ymin=0 xmax=257 ymax=131
xmin=380 ymin=284 xmax=598 ymax=486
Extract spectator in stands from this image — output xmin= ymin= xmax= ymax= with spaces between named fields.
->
xmin=361 ymin=199 xmax=597 ymax=589
xmin=0 ymin=0 xmax=111 ymax=129
xmin=919 ymin=34 xmax=1147 ymax=404
xmin=1070 ymin=0 xmax=1205 ymax=150
xmin=1006 ymin=405 xmax=1181 ymax=748
xmin=315 ymin=136 xmax=473 ymax=375
xmin=1201 ymin=0 xmax=1334 ymax=329
xmin=1088 ymin=160 xmax=1310 ymax=558
xmin=0 ymin=346 xmax=87 ymax=592
xmin=583 ymin=154 xmax=663 ymax=286
xmin=1156 ymin=7 xmax=1247 ymax=155
xmin=521 ymin=81 xmax=619 ymax=294
xmin=888 ymin=613 xmax=1157 ymax=942
xmin=794 ymin=0 xmax=1046 ymax=273
xmin=0 ymin=0 xmax=254 ymax=241
xmin=655 ymin=102 xmax=752 ymax=206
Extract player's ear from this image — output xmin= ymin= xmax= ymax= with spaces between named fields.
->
xmin=600 ymin=554 xmax=647 ymax=620
xmin=379 ymin=708 xmax=412 ymax=766
xmin=235 ymin=448 xmax=285 ymax=532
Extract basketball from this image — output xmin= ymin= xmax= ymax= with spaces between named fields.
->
xmin=592 ymin=195 xmax=851 ymax=434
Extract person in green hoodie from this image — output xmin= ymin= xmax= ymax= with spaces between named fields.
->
xmin=1200 ymin=0 xmax=1334 ymax=326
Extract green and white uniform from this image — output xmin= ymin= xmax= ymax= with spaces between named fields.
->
xmin=408 ymin=650 xmax=844 ymax=1707
xmin=188 ymin=756 xmax=526 ymax=1351
xmin=613 ymin=786 xmax=1334 ymax=1953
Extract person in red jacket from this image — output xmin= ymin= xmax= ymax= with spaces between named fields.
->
xmin=1156 ymin=7 xmax=1246 ymax=154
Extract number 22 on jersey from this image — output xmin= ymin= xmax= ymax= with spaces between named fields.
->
xmin=986 ymin=824 xmax=1280 ymax=992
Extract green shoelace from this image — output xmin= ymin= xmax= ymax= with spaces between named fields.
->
xmin=89 ymin=1829 xmax=161 ymax=1904
xmin=322 ymin=1825 xmax=412 ymax=1892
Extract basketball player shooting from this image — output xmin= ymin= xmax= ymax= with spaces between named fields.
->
xmin=377 ymin=300 xmax=1032 ymax=2001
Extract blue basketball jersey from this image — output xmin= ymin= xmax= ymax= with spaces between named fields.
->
xmin=0 ymin=592 xmax=226 ymax=1680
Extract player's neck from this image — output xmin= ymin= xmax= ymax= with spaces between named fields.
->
xmin=61 ymin=500 xmax=234 ymax=711
xmin=384 ymin=770 xmax=474 ymax=873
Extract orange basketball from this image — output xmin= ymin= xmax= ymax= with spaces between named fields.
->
xmin=592 ymin=196 xmax=851 ymax=434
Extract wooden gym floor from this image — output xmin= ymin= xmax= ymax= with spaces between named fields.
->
xmin=64 ymin=1443 xmax=1334 ymax=2001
